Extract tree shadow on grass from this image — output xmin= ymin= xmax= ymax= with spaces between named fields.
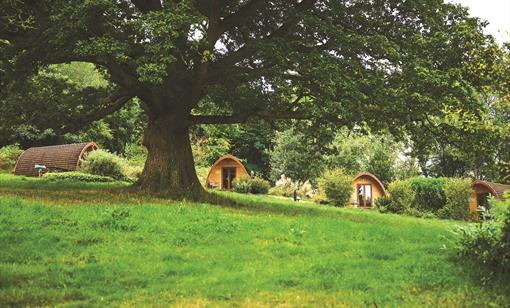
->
xmin=0 ymin=176 xmax=438 ymax=226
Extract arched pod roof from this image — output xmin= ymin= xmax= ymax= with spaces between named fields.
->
xmin=14 ymin=142 xmax=98 ymax=177
xmin=205 ymin=154 xmax=248 ymax=184
xmin=472 ymin=180 xmax=510 ymax=200
xmin=353 ymin=172 xmax=387 ymax=196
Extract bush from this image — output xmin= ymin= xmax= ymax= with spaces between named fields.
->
xmin=409 ymin=177 xmax=447 ymax=212
xmin=234 ymin=176 xmax=269 ymax=194
xmin=382 ymin=180 xmax=415 ymax=214
xmin=269 ymin=175 xmax=315 ymax=198
xmin=43 ymin=172 xmax=118 ymax=183
xmin=81 ymin=150 xmax=125 ymax=180
xmin=123 ymin=143 xmax=147 ymax=163
xmin=438 ymin=178 xmax=471 ymax=220
xmin=0 ymin=145 xmax=23 ymax=172
xmin=456 ymin=200 xmax=510 ymax=282
xmin=317 ymin=168 xmax=353 ymax=206
xmin=375 ymin=196 xmax=392 ymax=211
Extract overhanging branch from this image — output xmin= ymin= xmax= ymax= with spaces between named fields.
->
xmin=131 ymin=0 xmax=162 ymax=13
xmin=188 ymin=109 xmax=309 ymax=125
xmin=61 ymin=91 xmax=134 ymax=133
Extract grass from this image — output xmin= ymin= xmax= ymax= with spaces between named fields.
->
xmin=0 ymin=174 xmax=509 ymax=307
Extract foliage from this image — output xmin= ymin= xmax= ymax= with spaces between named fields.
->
xmin=366 ymin=144 xmax=397 ymax=186
xmin=327 ymin=130 xmax=370 ymax=174
xmin=269 ymin=176 xmax=299 ymax=198
xmin=81 ymin=150 xmax=125 ymax=180
xmin=269 ymin=128 xmax=325 ymax=183
xmin=317 ymin=168 xmax=353 ymax=206
xmin=395 ymin=156 xmax=421 ymax=180
xmin=455 ymin=199 xmax=510 ymax=283
xmin=191 ymin=120 xmax=274 ymax=178
xmin=0 ymin=63 xmax=146 ymax=154
xmin=0 ymin=145 xmax=23 ymax=172
xmin=43 ymin=172 xmax=117 ymax=183
xmin=438 ymin=178 xmax=472 ymax=220
xmin=409 ymin=177 xmax=447 ymax=212
xmin=71 ymin=99 xmax=146 ymax=154
xmin=379 ymin=180 xmax=416 ymax=214
xmin=269 ymin=175 xmax=315 ymax=199
xmin=234 ymin=176 xmax=269 ymax=195
xmin=327 ymin=129 xmax=399 ymax=185
xmin=123 ymin=143 xmax=147 ymax=163
xmin=374 ymin=196 xmax=392 ymax=212
xmin=1 ymin=0 xmax=507 ymax=194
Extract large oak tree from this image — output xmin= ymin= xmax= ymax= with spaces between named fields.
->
xmin=0 ymin=0 xmax=500 ymax=198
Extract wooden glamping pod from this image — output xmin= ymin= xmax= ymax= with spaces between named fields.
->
xmin=470 ymin=180 xmax=510 ymax=218
xmin=351 ymin=172 xmax=387 ymax=208
xmin=14 ymin=142 xmax=98 ymax=177
xmin=205 ymin=154 xmax=249 ymax=191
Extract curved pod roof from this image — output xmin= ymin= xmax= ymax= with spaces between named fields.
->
xmin=472 ymin=180 xmax=510 ymax=200
xmin=353 ymin=172 xmax=387 ymax=196
xmin=205 ymin=154 xmax=249 ymax=186
xmin=14 ymin=142 xmax=98 ymax=177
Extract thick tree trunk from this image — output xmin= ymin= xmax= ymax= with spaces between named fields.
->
xmin=137 ymin=114 xmax=205 ymax=199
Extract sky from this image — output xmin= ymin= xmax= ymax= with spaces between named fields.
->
xmin=448 ymin=0 xmax=510 ymax=44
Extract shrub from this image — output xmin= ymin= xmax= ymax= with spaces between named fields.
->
xmin=81 ymin=150 xmax=125 ymax=180
xmin=234 ymin=177 xmax=252 ymax=194
xmin=247 ymin=177 xmax=270 ymax=194
xmin=383 ymin=180 xmax=415 ymax=214
xmin=123 ymin=143 xmax=147 ymax=163
xmin=456 ymin=200 xmax=510 ymax=283
xmin=269 ymin=175 xmax=315 ymax=198
xmin=43 ymin=172 xmax=117 ymax=183
xmin=317 ymin=168 xmax=353 ymax=206
xmin=0 ymin=145 xmax=23 ymax=172
xmin=375 ymin=196 xmax=392 ymax=212
xmin=234 ymin=176 xmax=269 ymax=194
xmin=409 ymin=177 xmax=447 ymax=212
xmin=438 ymin=178 xmax=471 ymax=220
xmin=122 ymin=163 xmax=143 ymax=180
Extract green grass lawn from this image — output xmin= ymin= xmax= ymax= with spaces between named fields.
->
xmin=0 ymin=174 xmax=508 ymax=307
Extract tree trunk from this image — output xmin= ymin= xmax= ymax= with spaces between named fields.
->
xmin=137 ymin=114 xmax=205 ymax=199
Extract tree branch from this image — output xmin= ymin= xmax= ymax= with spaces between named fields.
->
xmin=131 ymin=0 xmax=162 ymax=13
xmin=187 ymin=109 xmax=309 ymax=125
xmin=217 ymin=0 xmax=260 ymax=37
xmin=188 ymin=0 xmax=222 ymax=108
xmin=60 ymin=91 xmax=134 ymax=133
xmin=208 ymin=0 xmax=318 ymax=81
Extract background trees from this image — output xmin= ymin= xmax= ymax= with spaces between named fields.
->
xmin=1 ymin=1 xmax=508 ymax=196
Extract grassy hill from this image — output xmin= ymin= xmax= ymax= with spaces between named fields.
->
xmin=0 ymin=174 xmax=508 ymax=307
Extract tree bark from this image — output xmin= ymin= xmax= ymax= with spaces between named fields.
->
xmin=137 ymin=114 xmax=205 ymax=199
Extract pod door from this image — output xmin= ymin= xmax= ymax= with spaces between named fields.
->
xmin=357 ymin=184 xmax=373 ymax=208
xmin=222 ymin=167 xmax=237 ymax=191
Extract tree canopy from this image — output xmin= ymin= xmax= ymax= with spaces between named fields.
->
xmin=0 ymin=0 xmax=506 ymax=197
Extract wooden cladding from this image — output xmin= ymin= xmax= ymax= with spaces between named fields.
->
xmin=14 ymin=142 xmax=98 ymax=177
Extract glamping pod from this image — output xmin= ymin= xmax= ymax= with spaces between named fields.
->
xmin=205 ymin=154 xmax=249 ymax=191
xmin=470 ymin=180 xmax=510 ymax=218
xmin=351 ymin=172 xmax=387 ymax=208
xmin=14 ymin=142 xmax=98 ymax=177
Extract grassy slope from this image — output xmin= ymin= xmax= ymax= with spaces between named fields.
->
xmin=0 ymin=174 xmax=508 ymax=307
